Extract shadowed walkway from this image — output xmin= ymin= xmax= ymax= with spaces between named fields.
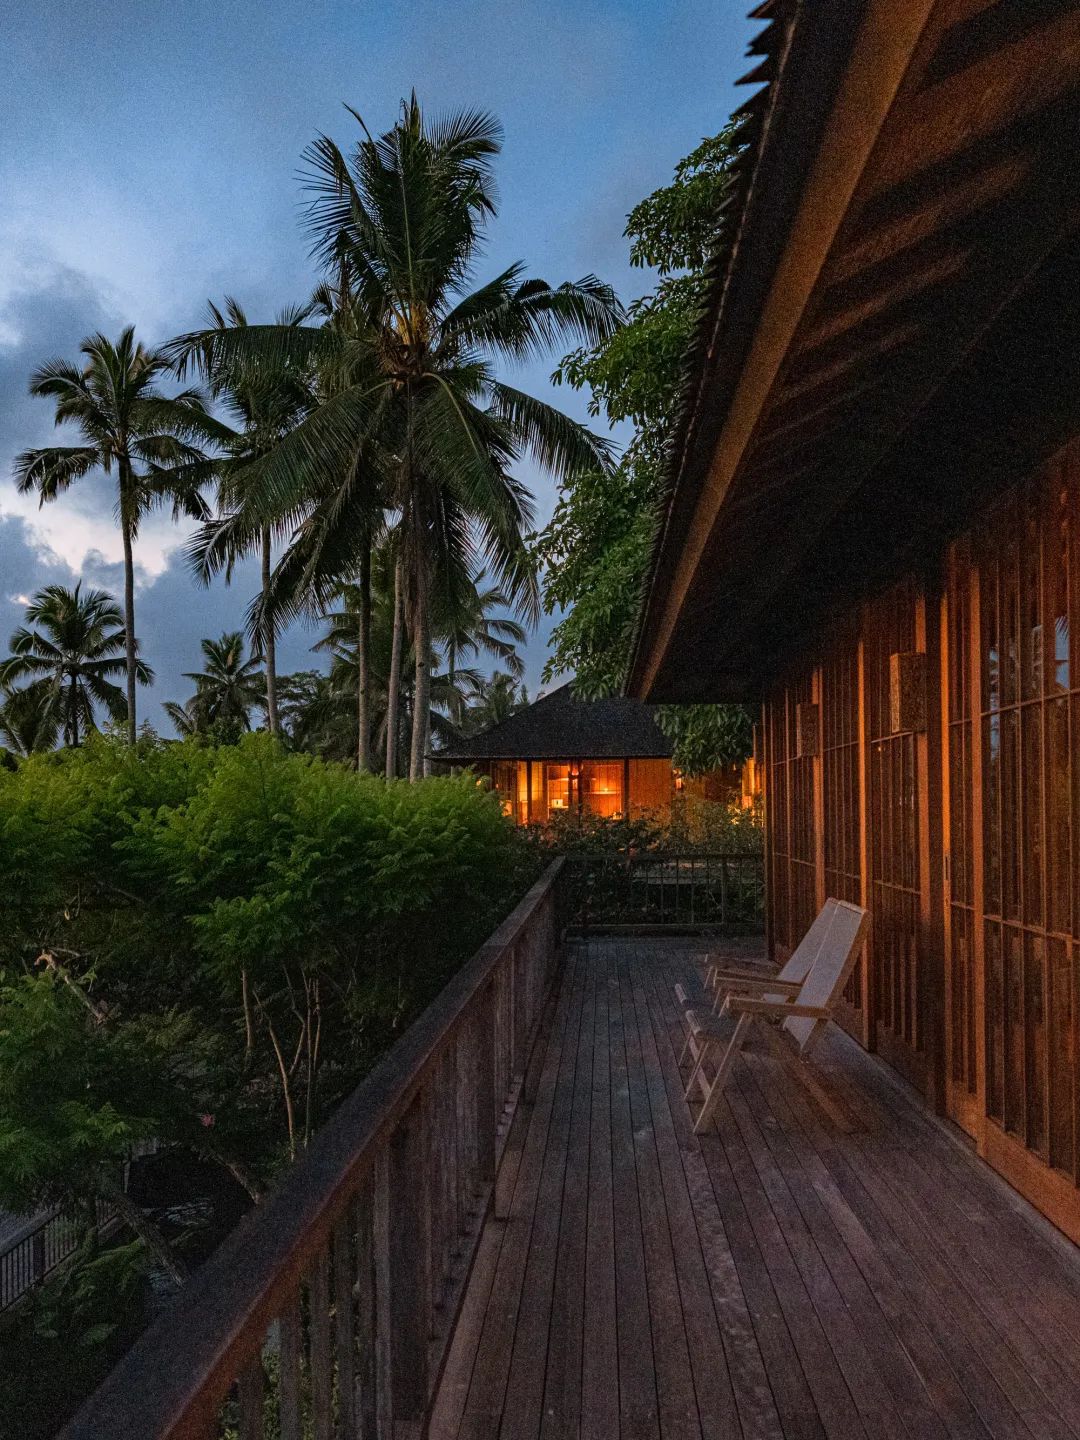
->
xmin=431 ymin=936 xmax=1080 ymax=1440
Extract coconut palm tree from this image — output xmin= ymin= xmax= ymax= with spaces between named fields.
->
xmin=167 ymin=632 xmax=265 ymax=738
xmin=14 ymin=328 xmax=221 ymax=742
xmin=176 ymin=299 xmax=315 ymax=736
xmin=170 ymin=96 xmax=622 ymax=780
xmin=0 ymin=583 xmax=151 ymax=747
xmin=458 ymin=670 xmax=527 ymax=736
xmin=0 ymin=684 xmax=61 ymax=758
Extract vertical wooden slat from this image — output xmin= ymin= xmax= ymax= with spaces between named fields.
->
xmin=354 ymin=1175 xmax=378 ymax=1440
xmin=334 ymin=1209 xmax=357 ymax=1439
xmin=372 ymin=1149 xmax=393 ymax=1440
xmin=310 ymin=1249 xmax=333 ymax=1440
xmin=812 ymin=665 xmax=826 ymax=912
xmin=921 ymin=572 xmax=948 ymax=1112
xmin=477 ymin=982 xmax=496 ymax=1188
xmin=237 ymin=1356 xmax=265 ymax=1440
xmin=857 ymin=630 xmax=874 ymax=1047
xmin=388 ymin=1099 xmax=431 ymax=1423
xmin=967 ymin=540 xmax=989 ymax=1155
xmin=278 ymin=1291 xmax=303 ymax=1440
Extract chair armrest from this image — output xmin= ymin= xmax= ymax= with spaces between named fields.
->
xmin=726 ymin=996 xmax=831 ymax=1019
xmin=712 ymin=965 xmax=778 ymax=988
xmin=721 ymin=976 xmax=801 ymax=996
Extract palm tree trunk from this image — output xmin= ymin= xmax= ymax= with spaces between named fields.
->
xmin=261 ymin=527 xmax=279 ymax=736
xmin=121 ymin=509 xmax=137 ymax=746
xmin=357 ymin=540 xmax=372 ymax=772
xmin=69 ymin=673 xmax=79 ymax=748
xmin=385 ymin=560 xmax=404 ymax=779
xmin=409 ymin=567 xmax=432 ymax=782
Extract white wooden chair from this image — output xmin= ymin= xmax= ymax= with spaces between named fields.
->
xmin=680 ymin=899 xmax=870 ymax=1135
xmin=675 ymin=897 xmax=841 ymax=1066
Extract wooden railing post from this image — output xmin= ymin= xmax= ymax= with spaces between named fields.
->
xmin=388 ymin=1097 xmax=431 ymax=1429
xmin=477 ymin=981 xmax=497 ymax=1187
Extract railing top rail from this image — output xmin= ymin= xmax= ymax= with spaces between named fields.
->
xmin=61 ymin=857 xmax=564 ymax=1440
xmin=571 ymin=850 xmax=763 ymax=862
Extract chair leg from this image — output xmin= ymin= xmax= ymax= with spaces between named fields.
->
xmin=679 ymin=1029 xmax=694 ymax=1066
xmin=693 ymin=1013 xmax=753 ymax=1134
xmin=683 ymin=1036 xmax=712 ymax=1101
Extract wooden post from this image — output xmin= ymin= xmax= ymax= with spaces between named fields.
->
xmin=918 ymin=578 xmax=948 ymax=1113
xmin=476 ymin=982 xmax=497 ymax=1188
xmin=968 ymin=548 xmax=989 ymax=1157
xmin=812 ymin=669 xmax=826 ymax=912
xmin=761 ymin=700 xmax=773 ymax=964
xmin=857 ymin=629 xmax=874 ymax=1050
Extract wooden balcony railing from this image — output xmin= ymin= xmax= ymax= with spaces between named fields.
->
xmin=570 ymin=850 xmax=765 ymax=932
xmin=61 ymin=858 xmax=568 ymax=1440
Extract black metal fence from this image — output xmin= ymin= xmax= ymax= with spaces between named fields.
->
xmin=569 ymin=850 xmax=765 ymax=932
xmin=0 ymin=1209 xmax=94 ymax=1311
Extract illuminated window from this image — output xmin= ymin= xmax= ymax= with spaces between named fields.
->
xmin=544 ymin=762 xmax=572 ymax=816
xmin=581 ymin=761 xmax=623 ymax=818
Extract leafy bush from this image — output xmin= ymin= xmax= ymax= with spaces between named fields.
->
xmin=0 ymin=733 xmax=535 ymax=1255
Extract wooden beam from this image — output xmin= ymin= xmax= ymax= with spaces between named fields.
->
xmin=632 ymin=0 xmax=939 ymax=699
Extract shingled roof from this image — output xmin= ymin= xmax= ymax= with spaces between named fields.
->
xmin=437 ymin=684 xmax=673 ymax=763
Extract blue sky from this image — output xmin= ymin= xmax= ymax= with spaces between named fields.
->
xmin=0 ymin=0 xmax=754 ymax=725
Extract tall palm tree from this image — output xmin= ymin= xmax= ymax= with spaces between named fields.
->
xmin=0 ymin=584 xmax=151 ymax=747
xmin=436 ymin=572 xmax=526 ymax=741
xmin=178 ymin=299 xmax=314 ymax=736
xmin=458 ymin=670 xmax=527 ymax=736
xmin=15 ymin=328 xmax=220 ymax=742
xmin=170 ymin=96 xmax=622 ymax=780
xmin=166 ymin=632 xmax=265 ymax=737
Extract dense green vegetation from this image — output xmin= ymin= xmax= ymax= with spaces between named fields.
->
xmin=533 ymin=126 xmax=753 ymax=770
xmin=0 ymin=732 xmax=537 ymax=1436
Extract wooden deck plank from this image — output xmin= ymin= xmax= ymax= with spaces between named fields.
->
xmin=617 ymin=945 xmax=703 ymax=1440
xmin=732 ymin=1052 xmax=952 ymax=1439
xmin=818 ymin=1041 xmax=1080 ymax=1372
xmin=809 ymin=1051 xmax=1080 ymax=1439
xmin=608 ymin=944 xmax=662 ymax=1439
xmin=736 ymin=1048 xmax=991 ymax=1440
xmin=581 ymin=951 xmax=620 ymax=1440
xmin=538 ymin=945 xmax=597 ymax=1440
xmin=631 ymin=946 xmax=785 ymax=1440
xmin=497 ymin=949 xmax=590 ymax=1440
xmin=432 ymin=937 xmax=1080 ymax=1440
xmin=646 ymin=947 xmax=825 ymax=1440
xmin=452 ymin=949 xmax=584 ymax=1439
xmin=754 ymin=1042 xmax=1049 ymax=1440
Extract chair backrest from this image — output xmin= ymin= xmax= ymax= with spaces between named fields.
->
xmin=783 ymin=900 xmax=871 ymax=1053
xmin=775 ymin=897 xmax=840 ymax=988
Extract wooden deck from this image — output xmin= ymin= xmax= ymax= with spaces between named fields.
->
xmin=431 ymin=936 xmax=1080 ymax=1440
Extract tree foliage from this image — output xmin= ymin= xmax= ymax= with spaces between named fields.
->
xmin=0 ymin=734 xmax=535 ymax=1186
xmin=535 ymin=124 xmax=754 ymax=771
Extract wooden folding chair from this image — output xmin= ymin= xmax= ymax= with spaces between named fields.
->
xmin=682 ymin=899 xmax=870 ymax=1135
xmin=675 ymin=898 xmax=840 ymax=1066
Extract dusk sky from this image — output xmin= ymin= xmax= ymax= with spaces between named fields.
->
xmin=0 ymin=1 xmax=755 ymax=725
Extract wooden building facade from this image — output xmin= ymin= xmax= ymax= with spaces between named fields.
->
xmin=629 ymin=0 xmax=1080 ymax=1239
xmin=438 ymin=684 xmax=743 ymax=825
xmin=762 ymin=447 xmax=1080 ymax=1237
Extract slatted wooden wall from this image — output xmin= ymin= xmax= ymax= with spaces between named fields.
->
xmin=973 ymin=450 xmax=1080 ymax=1226
xmin=763 ymin=440 xmax=1080 ymax=1240
xmin=765 ymin=672 xmax=816 ymax=958
xmin=820 ymin=624 xmax=866 ymax=1037
xmin=864 ymin=576 xmax=925 ymax=1088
